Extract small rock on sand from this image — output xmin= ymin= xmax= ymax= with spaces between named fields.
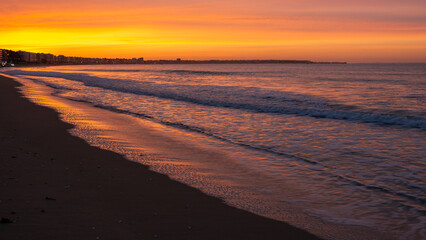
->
xmin=1 ymin=217 xmax=13 ymax=224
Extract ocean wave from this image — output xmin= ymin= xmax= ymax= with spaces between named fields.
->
xmin=53 ymin=68 xmax=240 ymax=76
xmin=6 ymin=69 xmax=426 ymax=130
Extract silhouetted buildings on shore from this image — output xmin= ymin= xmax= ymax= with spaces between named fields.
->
xmin=0 ymin=49 xmax=145 ymax=66
xmin=1 ymin=49 xmax=22 ymax=66
xmin=0 ymin=49 xmax=346 ymax=67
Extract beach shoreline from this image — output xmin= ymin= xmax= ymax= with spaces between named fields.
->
xmin=0 ymin=74 xmax=322 ymax=239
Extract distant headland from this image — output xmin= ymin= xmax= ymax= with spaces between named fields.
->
xmin=0 ymin=49 xmax=346 ymax=67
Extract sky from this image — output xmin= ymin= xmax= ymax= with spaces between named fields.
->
xmin=1 ymin=0 xmax=425 ymax=62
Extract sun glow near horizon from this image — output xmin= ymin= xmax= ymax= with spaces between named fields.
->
xmin=1 ymin=0 xmax=425 ymax=62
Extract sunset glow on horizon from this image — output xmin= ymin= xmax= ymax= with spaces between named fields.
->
xmin=1 ymin=0 xmax=425 ymax=62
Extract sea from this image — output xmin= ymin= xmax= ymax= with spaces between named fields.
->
xmin=2 ymin=63 xmax=425 ymax=240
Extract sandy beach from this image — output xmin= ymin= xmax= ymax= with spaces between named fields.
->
xmin=0 ymin=74 xmax=321 ymax=240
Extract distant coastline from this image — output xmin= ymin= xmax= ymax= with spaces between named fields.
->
xmin=0 ymin=49 xmax=346 ymax=67
xmin=130 ymin=60 xmax=347 ymax=64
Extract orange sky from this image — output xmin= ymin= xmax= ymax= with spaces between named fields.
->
xmin=1 ymin=0 xmax=425 ymax=62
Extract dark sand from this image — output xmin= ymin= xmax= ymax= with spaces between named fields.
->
xmin=0 ymin=75 xmax=321 ymax=240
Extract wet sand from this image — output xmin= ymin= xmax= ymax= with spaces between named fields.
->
xmin=0 ymin=74 xmax=321 ymax=240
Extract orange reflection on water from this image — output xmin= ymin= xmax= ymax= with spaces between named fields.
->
xmin=17 ymin=77 xmax=112 ymax=132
